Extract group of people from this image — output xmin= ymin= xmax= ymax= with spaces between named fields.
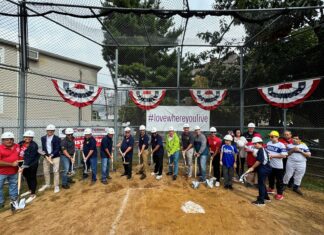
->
xmin=0 ymin=122 xmax=311 ymax=211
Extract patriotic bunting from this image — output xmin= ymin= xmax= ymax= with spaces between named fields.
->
xmin=129 ymin=89 xmax=166 ymax=110
xmin=52 ymin=79 xmax=102 ymax=108
xmin=189 ymin=89 xmax=227 ymax=110
xmin=258 ymin=78 xmax=321 ymax=109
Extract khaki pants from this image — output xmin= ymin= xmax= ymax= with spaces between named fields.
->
xmin=139 ymin=149 xmax=149 ymax=175
xmin=43 ymin=157 xmax=60 ymax=187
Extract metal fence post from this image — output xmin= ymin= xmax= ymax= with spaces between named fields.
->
xmin=114 ymin=48 xmax=118 ymax=162
xmin=18 ymin=0 xmax=28 ymax=141
xmin=239 ymin=47 xmax=244 ymax=131
xmin=283 ymin=108 xmax=287 ymax=132
xmin=177 ymin=47 xmax=180 ymax=105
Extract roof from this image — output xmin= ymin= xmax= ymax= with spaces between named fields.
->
xmin=0 ymin=38 xmax=102 ymax=71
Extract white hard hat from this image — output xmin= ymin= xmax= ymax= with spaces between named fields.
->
xmin=252 ymin=136 xmax=263 ymax=144
xmin=65 ymin=128 xmax=74 ymax=135
xmin=23 ymin=130 xmax=35 ymax=137
xmin=46 ymin=124 xmax=56 ymax=131
xmin=194 ymin=126 xmax=200 ymax=130
xmin=151 ymin=127 xmax=157 ymax=133
xmin=139 ymin=125 xmax=146 ymax=131
xmin=84 ymin=128 xmax=92 ymax=135
xmin=108 ymin=128 xmax=115 ymax=135
xmin=183 ymin=123 xmax=190 ymax=128
xmin=224 ymin=134 xmax=233 ymax=141
xmin=124 ymin=127 xmax=131 ymax=132
xmin=1 ymin=132 xmax=15 ymax=139
xmin=247 ymin=123 xmax=256 ymax=128
xmin=169 ymin=126 xmax=174 ymax=131
xmin=210 ymin=127 xmax=217 ymax=132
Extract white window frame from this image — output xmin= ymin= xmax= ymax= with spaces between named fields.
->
xmin=0 ymin=47 xmax=5 ymax=64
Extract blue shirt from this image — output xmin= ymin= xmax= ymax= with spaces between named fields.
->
xmin=151 ymin=134 xmax=164 ymax=156
xmin=139 ymin=134 xmax=149 ymax=150
xmin=256 ymin=148 xmax=271 ymax=171
xmin=121 ymin=135 xmax=134 ymax=157
xmin=83 ymin=136 xmax=97 ymax=158
xmin=221 ymin=144 xmax=238 ymax=168
xmin=100 ymin=135 xmax=113 ymax=158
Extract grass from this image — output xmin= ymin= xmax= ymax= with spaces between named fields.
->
xmin=302 ymin=175 xmax=324 ymax=192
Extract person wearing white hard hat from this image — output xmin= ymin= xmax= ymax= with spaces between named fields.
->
xmin=0 ymin=132 xmax=19 ymax=211
xmin=82 ymin=128 xmax=98 ymax=185
xmin=248 ymin=136 xmax=272 ymax=207
xmin=193 ymin=126 xmax=209 ymax=182
xmin=61 ymin=128 xmax=76 ymax=189
xmin=150 ymin=127 xmax=164 ymax=180
xmin=207 ymin=127 xmax=222 ymax=186
xmin=220 ymin=134 xmax=238 ymax=190
xmin=39 ymin=124 xmax=61 ymax=193
xmin=233 ymin=129 xmax=248 ymax=177
xmin=165 ymin=126 xmax=180 ymax=180
xmin=136 ymin=125 xmax=149 ymax=180
xmin=181 ymin=124 xmax=194 ymax=178
xmin=117 ymin=127 xmax=134 ymax=179
xmin=100 ymin=128 xmax=115 ymax=184
xmin=18 ymin=130 xmax=40 ymax=203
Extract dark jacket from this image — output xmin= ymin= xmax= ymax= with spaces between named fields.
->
xmin=41 ymin=135 xmax=61 ymax=158
xmin=19 ymin=141 xmax=40 ymax=168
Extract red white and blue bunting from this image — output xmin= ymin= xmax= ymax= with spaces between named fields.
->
xmin=258 ymin=78 xmax=321 ymax=109
xmin=189 ymin=89 xmax=227 ymax=110
xmin=52 ymin=79 xmax=103 ymax=108
xmin=129 ymin=89 xmax=166 ymax=110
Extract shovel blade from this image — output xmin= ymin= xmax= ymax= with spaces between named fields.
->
xmin=18 ymin=198 xmax=26 ymax=209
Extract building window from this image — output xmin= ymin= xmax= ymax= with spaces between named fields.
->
xmin=0 ymin=47 xmax=4 ymax=64
xmin=92 ymin=104 xmax=107 ymax=121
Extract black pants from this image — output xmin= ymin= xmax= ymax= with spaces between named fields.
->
xmin=212 ymin=154 xmax=220 ymax=181
xmin=269 ymin=168 xmax=284 ymax=195
xmin=22 ymin=163 xmax=38 ymax=194
xmin=236 ymin=157 xmax=245 ymax=176
xmin=153 ymin=154 xmax=163 ymax=176
xmin=123 ymin=155 xmax=132 ymax=177
xmin=257 ymin=166 xmax=272 ymax=203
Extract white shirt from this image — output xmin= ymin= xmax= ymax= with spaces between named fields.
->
xmin=234 ymin=136 xmax=247 ymax=158
xmin=287 ymin=143 xmax=310 ymax=163
xmin=46 ymin=135 xmax=53 ymax=154
xmin=266 ymin=141 xmax=287 ymax=169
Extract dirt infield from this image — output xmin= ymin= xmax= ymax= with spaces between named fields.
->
xmin=1 ymin=169 xmax=324 ymax=235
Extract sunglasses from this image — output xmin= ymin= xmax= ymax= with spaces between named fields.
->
xmin=269 ymin=136 xmax=278 ymax=138
xmin=210 ymin=132 xmax=216 ymax=133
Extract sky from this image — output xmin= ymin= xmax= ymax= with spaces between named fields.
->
xmin=0 ymin=0 xmax=245 ymax=88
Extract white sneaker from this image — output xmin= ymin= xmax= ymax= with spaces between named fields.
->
xmin=215 ymin=181 xmax=220 ymax=187
xmin=156 ymin=175 xmax=162 ymax=180
xmin=20 ymin=191 xmax=31 ymax=197
xmin=151 ymin=172 xmax=157 ymax=176
xmin=54 ymin=186 xmax=60 ymax=193
xmin=38 ymin=185 xmax=50 ymax=192
xmin=25 ymin=195 xmax=36 ymax=204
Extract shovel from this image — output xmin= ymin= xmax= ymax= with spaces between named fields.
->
xmin=111 ymin=152 xmax=116 ymax=172
xmin=15 ymin=169 xmax=26 ymax=210
xmin=38 ymin=150 xmax=58 ymax=172
xmin=182 ymin=151 xmax=187 ymax=166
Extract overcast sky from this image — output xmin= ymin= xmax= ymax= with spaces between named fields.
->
xmin=0 ymin=0 xmax=245 ymax=88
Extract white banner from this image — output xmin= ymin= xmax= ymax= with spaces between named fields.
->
xmin=146 ymin=106 xmax=210 ymax=131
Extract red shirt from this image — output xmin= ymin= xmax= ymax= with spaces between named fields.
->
xmin=207 ymin=135 xmax=222 ymax=153
xmin=19 ymin=143 xmax=28 ymax=161
xmin=0 ymin=144 xmax=20 ymax=175
xmin=279 ymin=137 xmax=293 ymax=147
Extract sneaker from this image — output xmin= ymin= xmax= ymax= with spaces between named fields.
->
xmin=140 ymin=174 xmax=147 ymax=180
xmin=264 ymin=197 xmax=271 ymax=203
xmin=166 ymin=172 xmax=172 ymax=176
xmin=252 ymin=200 xmax=265 ymax=207
xmin=25 ymin=195 xmax=36 ymax=204
xmin=275 ymin=194 xmax=284 ymax=200
xmin=38 ymin=185 xmax=50 ymax=192
xmin=101 ymin=180 xmax=108 ymax=185
xmin=293 ymin=188 xmax=303 ymax=196
xmin=215 ymin=181 xmax=220 ymax=187
xmin=228 ymin=185 xmax=234 ymax=190
xmin=173 ymin=175 xmax=177 ymax=181
xmin=156 ymin=175 xmax=162 ymax=180
xmin=10 ymin=201 xmax=17 ymax=212
xmin=21 ymin=191 xmax=31 ymax=197
xmin=62 ymin=184 xmax=70 ymax=189
xmin=267 ymin=188 xmax=275 ymax=194
xmin=151 ymin=172 xmax=157 ymax=176
xmin=54 ymin=186 xmax=60 ymax=193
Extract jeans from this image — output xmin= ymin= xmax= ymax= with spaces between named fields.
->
xmin=101 ymin=157 xmax=111 ymax=181
xmin=0 ymin=174 xmax=18 ymax=204
xmin=168 ymin=151 xmax=180 ymax=176
xmin=223 ymin=166 xmax=234 ymax=186
xmin=61 ymin=156 xmax=71 ymax=186
xmin=198 ymin=154 xmax=208 ymax=181
xmin=89 ymin=157 xmax=98 ymax=181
